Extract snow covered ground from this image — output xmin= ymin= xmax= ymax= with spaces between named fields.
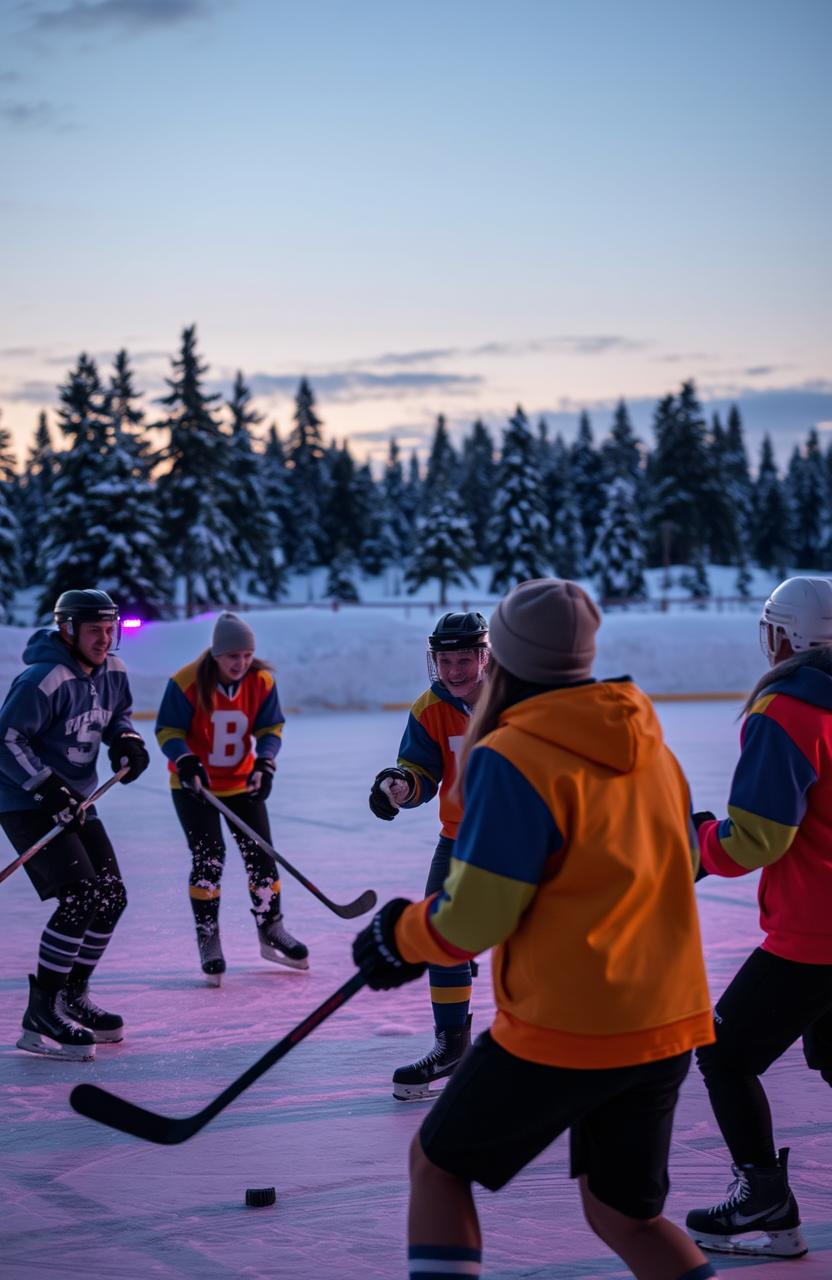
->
xmin=1 ymin=703 xmax=831 ymax=1279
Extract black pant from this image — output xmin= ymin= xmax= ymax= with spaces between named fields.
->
xmin=696 ymin=947 xmax=832 ymax=1166
xmin=172 ymin=788 xmax=279 ymax=910
xmin=0 ymin=808 xmax=127 ymax=991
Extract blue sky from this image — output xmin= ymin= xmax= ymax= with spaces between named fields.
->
xmin=1 ymin=0 xmax=830 ymax=467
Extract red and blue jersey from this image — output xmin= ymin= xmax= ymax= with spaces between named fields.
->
xmin=698 ymin=662 xmax=832 ymax=964
xmin=155 ymin=660 xmax=284 ymax=797
xmin=396 ymin=682 xmax=472 ymax=838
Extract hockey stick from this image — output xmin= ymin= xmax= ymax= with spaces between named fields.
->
xmin=70 ymin=970 xmax=366 ymax=1144
xmin=200 ymin=789 xmax=377 ymax=919
xmin=0 ymin=768 xmax=129 ymax=887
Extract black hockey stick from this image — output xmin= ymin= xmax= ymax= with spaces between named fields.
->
xmin=0 ymin=768 xmax=129 ymax=887
xmin=200 ymin=790 xmax=377 ymax=919
xmin=70 ymin=970 xmax=366 ymax=1144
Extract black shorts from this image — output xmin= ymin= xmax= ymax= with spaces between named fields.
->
xmin=0 ymin=807 xmax=119 ymax=901
xmin=419 ymin=1030 xmax=690 ymax=1219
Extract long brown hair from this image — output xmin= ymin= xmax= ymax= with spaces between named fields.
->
xmin=741 ymin=645 xmax=832 ymax=718
xmin=195 ymin=649 xmax=274 ymax=713
xmin=452 ymin=659 xmax=554 ymax=802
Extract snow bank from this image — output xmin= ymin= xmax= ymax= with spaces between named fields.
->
xmin=0 ymin=604 xmax=765 ymax=713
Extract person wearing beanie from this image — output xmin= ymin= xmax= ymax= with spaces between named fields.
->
xmin=354 ymin=579 xmax=717 ymax=1280
xmin=155 ymin=613 xmax=308 ymax=983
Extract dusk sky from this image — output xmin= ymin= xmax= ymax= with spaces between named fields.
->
xmin=1 ymin=0 xmax=830 ymax=467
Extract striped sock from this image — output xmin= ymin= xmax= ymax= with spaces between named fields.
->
xmin=68 ymin=928 xmax=114 ymax=984
xmin=676 ymin=1265 xmax=717 ymax=1279
xmin=37 ymin=925 xmax=84 ymax=992
xmin=430 ymin=962 xmax=472 ymax=1030
xmin=408 ymin=1244 xmax=481 ymax=1277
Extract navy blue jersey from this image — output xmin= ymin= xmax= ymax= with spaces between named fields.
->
xmin=0 ymin=630 xmax=136 ymax=811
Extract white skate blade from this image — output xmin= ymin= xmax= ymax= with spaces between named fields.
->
xmin=689 ymin=1225 xmax=808 ymax=1258
xmin=392 ymin=1078 xmax=447 ymax=1102
xmin=17 ymin=1029 xmax=95 ymax=1062
xmin=259 ymin=942 xmax=309 ymax=971
xmin=203 ymin=971 xmax=223 ymax=987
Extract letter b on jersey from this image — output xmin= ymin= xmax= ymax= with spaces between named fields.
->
xmin=209 ymin=711 xmax=249 ymax=767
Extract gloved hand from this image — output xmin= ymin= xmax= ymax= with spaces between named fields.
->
xmin=177 ymin=753 xmax=210 ymax=795
xmin=369 ymin=767 xmax=415 ymax=821
xmin=108 ymin=731 xmax=150 ymax=783
xmin=692 ymin=812 xmax=716 ymax=881
xmin=246 ymin=756 xmax=276 ymax=801
xmin=31 ymin=773 xmax=86 ymax=829
xmin=352 ymin=898 xmax=428 ymax=990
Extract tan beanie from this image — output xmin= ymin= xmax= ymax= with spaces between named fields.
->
xmin=488 ymin=578 xmax=601 ymax=683
xmin=211 ymin=612 xmax=256 ymax=657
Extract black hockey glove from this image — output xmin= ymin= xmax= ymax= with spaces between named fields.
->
xmin=246 ymin=756 xmax=276 ymax=801
xmin=108 ymin=731 xmax=150 ymax=784
xmin=692 ymin=811 xmax=716 ymax=882
xmin=369 ymin=767 xmax=415 ymax=821
xmin=177 ymin=753 xmax=210 ymax=796
xmin=352 ymin=898 xmax=428 ymax=991
xmin=31 ymin=773 xmax=86 ymax=829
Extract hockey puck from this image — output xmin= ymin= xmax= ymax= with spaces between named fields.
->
xmin=245 ymin=1187 xmax=276 ymax=1208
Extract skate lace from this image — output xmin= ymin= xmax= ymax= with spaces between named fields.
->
xmin=714 ymin=1167 xmax=751 ymax=1214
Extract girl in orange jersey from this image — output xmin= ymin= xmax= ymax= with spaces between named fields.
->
xmin=155 ymin=612 xmax=308 ymax=984
xmin=368 ymin=611 xmax=489 ymax=1100
xmin=355 ymin=579 xmax=716 ymax=1280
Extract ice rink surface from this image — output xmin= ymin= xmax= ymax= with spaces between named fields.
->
xmin=1 ymin=704 xmax=830 ymax=1278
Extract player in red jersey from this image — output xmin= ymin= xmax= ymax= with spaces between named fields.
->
xmin=156 ymin=612 xmax=308 ymax=984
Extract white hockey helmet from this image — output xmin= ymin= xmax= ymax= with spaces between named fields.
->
xmin=759 ymin=577 xmax=832 ymax=666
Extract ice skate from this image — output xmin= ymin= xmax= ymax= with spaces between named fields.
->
xmin=16 ymin=974 xmax=96 ymax=1061
xmin=686 ymin=1147 xmax=808 ymax=1258
xmin=392 ymin=1015 xmax=471 ymax=1101
xmin=256 ymin=911 xmax=309 ymax=970
xmin=59 ymin=980 xmax=124 ymax=1043
xmin=196 ymin=922 xmax=226 ymax=986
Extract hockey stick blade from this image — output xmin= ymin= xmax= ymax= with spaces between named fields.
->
xmin=200 ymin=790 xmax=377 ymax=918
xmin=70 ymin=971 xmax=366 ymax=1144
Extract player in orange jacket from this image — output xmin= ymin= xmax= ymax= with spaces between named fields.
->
xmin=368 ymin=611 xmax=489 ymax=1099
xmin=156 ymin=612 xmax=308 ymax=984
xmin=355 ymin=579 xmax=716 ymax=1280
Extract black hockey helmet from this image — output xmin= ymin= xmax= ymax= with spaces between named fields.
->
xmin=428 ymin=611 xmax=489 ymax=652
xmin=54 ymin=588 xmax=121 ymax=648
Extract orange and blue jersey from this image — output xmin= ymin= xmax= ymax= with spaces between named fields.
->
xmin=395 ymin=682 xmax=472 ymax=838
xmin=155 ymin=661 xmax=284 ymax=797
xmin=698 ymin=662 xmax=832 ymax=964
xmin=395 ymin=678 xmax=714 ymax=1069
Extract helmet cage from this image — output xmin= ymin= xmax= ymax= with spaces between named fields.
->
xmin=427 ymin=646 xmax=490 ymax=691
xmin=759 ymin=577 xmax=832 ymax=666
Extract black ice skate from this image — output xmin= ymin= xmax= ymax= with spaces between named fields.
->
xmin=59 ymin=981 xmax=124 ymax=1043
xmin=392 ymin=1015 xmax=471 ymax=1101
xmin=686 ymin=1147 xmax=808 ymax=1258
xmin=256 ymin=911 xmax=309 ymax=970
xmin=196 ymin=922 xmax=226 ymax=987
xmin=16 ymin=974 xmax=96 ymax=1062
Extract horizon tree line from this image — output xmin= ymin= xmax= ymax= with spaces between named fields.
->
xmin=0 ymin=325 xmax=829 ymax=620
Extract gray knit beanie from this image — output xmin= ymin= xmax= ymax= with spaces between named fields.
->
xmin=488 ymin=578 xmax=601 ymax=684
xmin=211 ymin=612 xmax=256 ymax=657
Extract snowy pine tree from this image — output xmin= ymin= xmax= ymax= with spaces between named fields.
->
xmin=18 ymin=411 xmax=56 ymax=584
xmin=601 ymin=400 xmax=642 ymax=490
xmin=570 ymin=411 xmax=604 ymax=552
xmin=156 ymin=326 xmax=239 ymax=615
xmin=223 ymin=372 xmax=284 ymax=598
xmin=647 ymin=383 xmax=711 ymax=566
xmin=38 ymin=354 xmax=112 ymax=618
xmin=787 ymin=428 xmax=827 ymax=567
xmin=405 ymin=491 xmax=476 ymax=605
xmin=422 ymin=415 xmax=458 ymax=510
xmin=488 ymin=407 xmax=550 ymax=592
xmin=589 ymin=478 xmax=646 ymax=601
xmin=0 ymin=413 xmax=20 ymax=619
xmin=325 ymin=546 xmax=360 ymax=603
xmin=286 ymin=378 xmax=326 ymax=570
xmin=753 ymin=435 xmax=792 ymax=572
xmin=459 ymin=419 xmax=495 ymax=560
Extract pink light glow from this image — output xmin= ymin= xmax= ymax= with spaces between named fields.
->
xmin=122 ymin=618 xmax=143 ymax=629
